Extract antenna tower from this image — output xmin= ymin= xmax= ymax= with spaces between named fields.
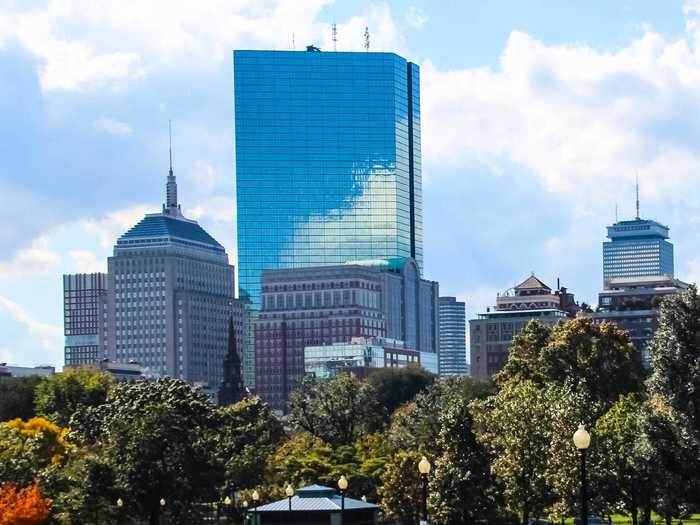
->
xmin=364 ymin=26 xmax=370 ymax=51
xmin=635 ymin=176 xmax=640 ymax=220
xmin=292 ymin=33 xmax=296 ymax=50
xmin=168 ymin=119 xmax=173 ymax=175
xmin=332 ymin=23 xmax=337 ymax=51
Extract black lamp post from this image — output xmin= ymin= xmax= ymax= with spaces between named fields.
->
xmin=116 ymin=498 xmax=124 ymax=525
xmin=286 ymin=484 xmax=295 ymax=512
xmin=338 ymin=475 xmax=348 ymax=524
xmin=159 ymin=498 xmax=166 ymax=525
xmin=252 ymin=489 xmax=260 ymax=525
xmin=242 ymin=500 xmax=249 ymax=525
xmin=418 ymin=456 xmax=431 ymax=524
xmin=222 ymin=495 xmax=232 ymax=524
xmin=573 ymin=424 xmax=591 ymax=525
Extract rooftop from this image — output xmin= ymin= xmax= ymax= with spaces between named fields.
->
xmin=117 ymin=213 xmax=224 ymax=252
xmin=253 ymin=484 xmax=378 ymax=513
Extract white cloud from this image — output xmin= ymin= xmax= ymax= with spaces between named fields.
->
xmin=0 ymin=0 xmax=408 ymax=91
xmin=0 ymin=295 xmax=62 ymax=355
xmin=80 ymin=204 xmax=155 ymax=248
xmin=67 ymin=250 xmax=106 ymax=273
xmin=421 ymin=28 xmax=700 ymax=204
xmin=0 ymin=235 xmax=61 ymax=278
xmin=405 ymin=6 xmax=427 ymax=29
xmin=94 ymin=116 xmax=133 ymax=136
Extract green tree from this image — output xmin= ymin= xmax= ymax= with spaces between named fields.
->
xmin=429 ymin=394 xmax=502 ymax=525
xmin=0 ymin=376 xmax=42 ymax=422
xmin=35 ymin=368 xmax=113 ymax=426
xmin=471 ymin=380 xmax=557 ymax=524
xmin=70 ymin=378 xmax=221 ymax=525
xmin=213 ymin=396 xmax=284 ymax=496
xmin=365 ymin=365 xmax=435 ymax=423
xmin=497 ymin=318 xmax=643 ymax=409
xmin=379 ymin=451 xmax=424 ymax=525
xmin=288 ymin=373 xmax=382 ymax=446
xmin=594 ymin=394 xmax=655 ymax=525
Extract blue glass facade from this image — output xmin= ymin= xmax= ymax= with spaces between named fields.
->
xmin=603 ymin=219 xmax=674 ymax=282
xmin=234 ymin=49 xmax=422 ymax=307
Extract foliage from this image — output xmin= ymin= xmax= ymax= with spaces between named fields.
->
xmin=0 ymin=377 xmax=42 ymax=422
xmin=288 ymin=373 xmax=383 ymax=446
xmin=471 ymin=380 xmax=557 ymax=524
xmin=213 ymin=396 xmax=285 ymax=495
xmin=70 ymin=378 xmax=221 ymax=525
xmin=497 ymin=318 xmax=644 ymax=410
xmin=0 ymin=418 xmax=69 ymax=486
xmin=34 ymin=369 xmax=113 ymax=427
xmin=365 ymin=365 xmax=435 ymax=423
xmin=0 ymin=481 xmax=51 ymax=525
xmin=379 ymin=451 xmax=423 ymax=525
xmin=429 ymin=393 xmax=502 ymax=525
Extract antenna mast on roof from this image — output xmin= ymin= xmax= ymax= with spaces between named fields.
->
xmin=292 ymin=33 xmax=296 ymax=50
xmin=635 ymin=175 xmax=640 ymax=220
xmin=615 ymin=202 xmax=618 ymax=223
xmin=332 ymin=23 xmax=337 ymax=51
xmin=364 ymin=26 xmax=370 ymax=51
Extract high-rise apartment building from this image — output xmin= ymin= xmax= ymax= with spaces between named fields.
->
xmin=234 ymin=48 xmax=423 ymax=308
xmin=254 ymin=258 xmax=438 ymax=411
xmin=105 ymin=159 xmax=243 ymax=394
xmin=470 ymin=276 xmax=579 ymax=379
xmin=603 ymin=219 xmax=674 ymax=282
xmin=438 ymin=296 xmax=467 ymax=377
xmin=63 ymin=273 xmax=108 ymax=366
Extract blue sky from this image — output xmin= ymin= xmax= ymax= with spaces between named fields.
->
xmin=1 ymin=0 xmax=700 ymax=368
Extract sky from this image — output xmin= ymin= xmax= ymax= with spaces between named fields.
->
xmin=2 ymin=0 xmax=700 ymax=368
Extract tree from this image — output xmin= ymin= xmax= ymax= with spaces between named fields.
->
xmin=471 ymin=380 xmax=557 ymax=524
xmin=365 ymin=365 xmax=435 ymax=423
xmin=429 ymin=394 xmax=502 ymax=525
xmin=594 ymin=394 xmax=655 ymax=525
xmin=0 ymin=377 xmax=42 ymax=422
xmin=497 ymin=318 xmax=643 ymax=410
xmin=288 ymin=373 xmax=382 ymax=446
xmin=35 ymin=369 xmax=113 ymax=426
xmin=380 ymin=451 xmax=424 ymax=525
xmin=0 ymin=481 xmax=51 ymax=525
xmin=213 ymin=396 xmax=284 ymax=495
xmin=70 ymin=378 xmax=221 ymax=525
xmin=0 ymin=418 xmax=69 ymax=486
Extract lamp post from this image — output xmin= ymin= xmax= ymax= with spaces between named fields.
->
xmin=252 ymin=489 xmax=260 ymax=525
xmin=223 ymin=495 xmax=232 ymax=524
xmin=116 ymin=498 xmax=124 ymax=525
xmin=159 ymin=498 xmax=166 ymax=525
xmin=573 ymin=424 xmax=591 ymax=525
xmin=285 ymin=484 xmax=295 ymax=512
xmin=242 ymin=500 xmax=248 ymax=525
xmin=338 ymin=475 xmax=348 ymax=525
xmin=418 ymin=456 xmax=431 ymax=525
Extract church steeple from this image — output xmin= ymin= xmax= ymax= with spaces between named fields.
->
xmin=218 ymin=316 xmax=246 ymax=406
xmin=164 ymin=120 xmax=182 ymax=217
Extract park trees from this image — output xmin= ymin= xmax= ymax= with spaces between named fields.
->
xmin=0 ymin=376 xmax=42 ymax=422
xmin=0 ymin=481 xmax=51 ymax=525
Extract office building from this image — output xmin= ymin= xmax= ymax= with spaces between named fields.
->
xmin=470 ymin=276 xmax=578 ymax=379
xmin=105 ymin=155 xmax=242 ymax=392
xmin=254 ymin=258 xmax=438 ymax=411
xmin=234 ymin=48 xmax=423 ymax=308
xmin=603 ymin=219 xmax=674 ymax=282
xmin=589 ymin=275 xmax=687 ymax=366
xmin=63 ymin=273 xmax=109 ymax=366
xmin=439 ymin=296 xmax=467 ymax=377
xmin=305 ymin=337 xmax=421 ymax=380
xmin=0 ymin=364 xmax=55 ymax=380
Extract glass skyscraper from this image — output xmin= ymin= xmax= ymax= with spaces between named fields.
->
xmin=234 ymin=49 xmax=423 ymax=308
xmin=438 ymin=296 xmax=467 ymax=377
xmin=603 ymin=218 xmax=674 ymax=282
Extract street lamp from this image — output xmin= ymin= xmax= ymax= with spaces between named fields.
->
xmin=338 ymin=475 xmax=348 ymax=524
xmin=222 ymin=495 xmax=232 ymax=524
xmin=418 ymin=456 xmax=431 ymax=524
xmin=286 ymin=484 xmax=295 ymax=511
xmin=159 ymin=498 xmax=166 ymax=525
xmin=242 ymin=500 xmax=249 ymax=525
xmin=573 ymin=424 xmax=591 ymax=525
xmin=252 ymin=489 xmax=260 ymax=525
xmin=361 ymin=495 xmax=367 ymax=503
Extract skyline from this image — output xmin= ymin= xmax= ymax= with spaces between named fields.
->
xmin=3 ymin=1 xmax=700 ymax=369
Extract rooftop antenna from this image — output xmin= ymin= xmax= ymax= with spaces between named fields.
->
xmin=364 ymin=26 xmax=370 ymax=51
xmin=635 ymin=175 xmax=640 ymax=220
xmin=332 ymin=23 xmax=337 ymax=51
xmin=292 ymin=33 xmax=296 ymax=51
xmin=615 ymin=201 xmax=618 ymax=223
xmin=168 ymin=119 xmax=173 ymax=176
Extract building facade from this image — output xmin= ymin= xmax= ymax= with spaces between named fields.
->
xmin=603 ymin=219 xmax=674 ymax=282
xmin=105 ymin=161 xmax=243 ymax=394
xmin=234 ymin=48 xmax=423 ymax=308
xmin=0 ymin=365 xmax=55 ymax=380
xmin=470 ymin=276 xmax=578 ymax=380
xmin=63 ymin=273 xmax=109 ymax=366
xmin=254 ymin=258 xmax=438 ymax=411
xmin=438 ymin=296 xmax=467 ymax=377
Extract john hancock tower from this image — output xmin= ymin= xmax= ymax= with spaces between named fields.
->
xmin=234 ymin=48 xmax=423 ymax=308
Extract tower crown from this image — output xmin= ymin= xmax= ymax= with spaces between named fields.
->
xmin=164 ymin=120 xmax=182 ymax=217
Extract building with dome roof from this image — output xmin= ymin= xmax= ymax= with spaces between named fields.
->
xmin=100 ymin=150 xmax=243 ymax=398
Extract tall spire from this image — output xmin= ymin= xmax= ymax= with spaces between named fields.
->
xmin=164 ymin=120 xmax=181 ymax=216
xmin=635 ymin=175 xmax=640 ymax=220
